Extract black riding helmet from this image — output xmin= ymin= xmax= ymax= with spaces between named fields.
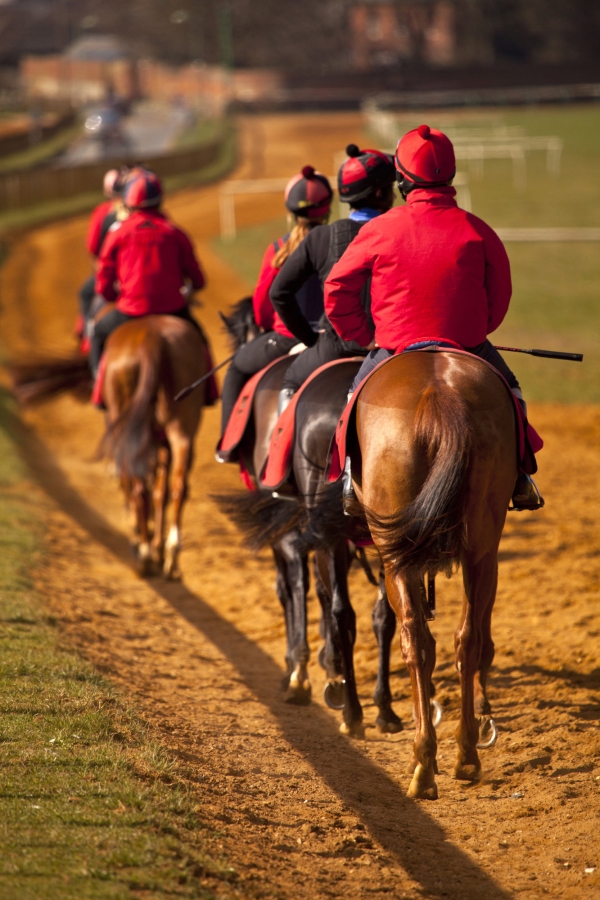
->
xmin=338 ymin=144 xmax=395 ymax=204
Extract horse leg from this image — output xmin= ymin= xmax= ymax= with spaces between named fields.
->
xmin=386 ymin=570 xmax=438 ymax=799
xmin=163 ymin=430 xmax=192 ymax=579
xmin=372 ymin=570 xmax=402 ymax=734
xmin=313 ymin=550 xmax=345 ymax=710
xmin=453 ymin=550 xmax=498 ymax=781
xmin=272 ymin=542 xmax=295 ymax=690
xmin=131 ymin=476 xmax=152 ymax=577
xmin=275 ymin=530 xmax=311 ymax=705
xmin=151 ymin=444 xmax=171 ymax=569
xmin=327 ymin=540 xmax=364 ymax=737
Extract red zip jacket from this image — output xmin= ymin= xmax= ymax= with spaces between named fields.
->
xmin=325 ymin=187 xmax=512 ymax=352
xmin=86 ymin=200 xmax=114 ymax=256
xmin=96 ymin=210 xmax=205 ymax=316
xmin=252 ymin=238 xmax=294 ymax=339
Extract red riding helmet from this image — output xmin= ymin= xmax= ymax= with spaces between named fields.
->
xmin=395 ymin=124 xmax=456 ymax=191
xmin=123 ymin=169 xmax=163 ymax=210
xmin=285 ymin=166 xmax=333 ymax=219
xmin=338 ymin=144 xmax=395 ymax=203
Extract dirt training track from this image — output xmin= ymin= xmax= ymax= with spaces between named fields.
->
xmin=2 ymin=114 xmax=600 ymax=900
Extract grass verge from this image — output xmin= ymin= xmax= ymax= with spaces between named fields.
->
xmin=0 ymin=124 xmax=82 ymax=175
xmin=0 ymin=390 xmax=235 ymax=899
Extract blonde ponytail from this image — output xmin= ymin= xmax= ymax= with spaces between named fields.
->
xmin=272 ymin=214 xmax=328 ymax=269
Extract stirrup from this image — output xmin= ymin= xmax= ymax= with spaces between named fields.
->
xmin=342 ymin=456 xmax=358 ymax=516
xmin=277 ymin=387 xmax=295 ymax=417
xmin=509 ymin=473 xmax=545 ymax=511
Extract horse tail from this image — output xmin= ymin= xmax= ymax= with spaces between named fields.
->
xmin=100 ymin=334 xmax=163 ymax=479
xmin=212 ymin=490 xmax=305 ymax=551
xmin=7 ymin=355 xmax=91 ymax=404
xmin=365 ymin=384 xmax=472 ymax=577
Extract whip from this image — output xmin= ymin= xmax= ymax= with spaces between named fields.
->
xmin=495 ymin=346 xmax=583 ymax=362
xmin=174 ymin=353 xmax=235 ymax=402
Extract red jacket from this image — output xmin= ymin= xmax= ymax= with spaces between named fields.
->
xmin=86 ymin=200 xmax=114 ymax=257
xmin=252 ymin=238 xmax=294 ymax=339
xmin=96 ymin=210 xmax=205 ymax=316
xmin=325 ymin=187 xmax=512 ymax=352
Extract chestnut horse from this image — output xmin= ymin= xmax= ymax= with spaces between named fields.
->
xmin=99 ymin=314 xmax=210 ymax=578
xmin=353 ymin=351 xmax=516 ymax=799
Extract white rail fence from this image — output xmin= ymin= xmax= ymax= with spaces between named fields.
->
xmin=364 ymin=108 xmax=563 ymax=189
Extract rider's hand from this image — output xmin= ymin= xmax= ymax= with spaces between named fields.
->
xmin=366 ymin=340 xmax=378 ymax=351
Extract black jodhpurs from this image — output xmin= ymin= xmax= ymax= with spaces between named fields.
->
xmin=79 ymin=274 xmax=96 ymax=319
xmin=89 ymin=305 xmax=200 ymax=377
xmin=220 ymin=331 xmax=297 ymax=434
xmin=349 ymin=339 xmax=521 ymax=394
xmin=281 ymin=328 xmax=366 ymax=393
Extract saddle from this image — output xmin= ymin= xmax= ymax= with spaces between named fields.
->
xmin=260 ymin=358 xmax=363 ymax=492
xmin=216 ymin=355 xmax=289 ymax=465
xmin=326 ymin=346 xmax=544 ymax=483
xmin=91 ymin=321 xmax=219 ymax=410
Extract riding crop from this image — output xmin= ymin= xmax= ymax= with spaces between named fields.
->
xmin=174 ymin=353 xmax=235 ymax=401
xmin=495 ymin=346 xmax=583 ymax=362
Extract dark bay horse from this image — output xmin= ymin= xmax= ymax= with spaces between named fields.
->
xmin=217 ymin=311 xmax=402 ymax=732
xmin=353 ymin=351 xmax=516 ymax=799
xmin=100 ymin=314 xmax=210 ymax=578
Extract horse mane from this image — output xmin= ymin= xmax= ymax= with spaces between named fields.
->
xmin=219 ymin=296 xmax=256 ymax=351
xmin=98 ymin=332 xmax=164 ymax=479
xmin=364 ymin=384 xmax=472 ymax=578
xmin=7 ymin=355 xmax=91 ymax=405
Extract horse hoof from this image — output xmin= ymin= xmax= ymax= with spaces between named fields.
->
xmin=454 ymin=760 xmax=481 ymax=782
xmin=323 ymin=680 xmax=345 ymax=710
xmin=407 ymin=766 xmax=438 ymax=800
xmin=339 ymin=720 xmax=365 ymax=739
xmin=376 ymin=712 xmax=403 ymax=734
xmin=284 ymin=684 xmax=311 ymax=706
xmin=164 ymin=565 xmax=182 ymax=582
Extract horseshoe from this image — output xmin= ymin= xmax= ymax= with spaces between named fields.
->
xmin=412 ymin=700 xmax=443 ymax=728
xmin=477 ymin=717 xmax=498 ymax=749
xmin=323 ymin=680 xmax=346 ymax=710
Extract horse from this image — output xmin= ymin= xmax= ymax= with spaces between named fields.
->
xmin=216 ymin=303 xmax=404 ymax=731
xmin=99 ymin=314 xmax=211 ymax=578
xmin=352 ymin=350 xmax=516 ymax=799
xmin=8 ymin=304 xmax=212 ymax=578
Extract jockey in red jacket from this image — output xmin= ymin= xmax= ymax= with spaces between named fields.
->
xmin=90 ymin=169 xmax=205 ymax=377
xmin=324 ymin=124 xmax=543 ymax=511
xmin=217 ymin=166 xmax=332 ymax=458
xmin=78 ymin=168 xmax=128 ymax=328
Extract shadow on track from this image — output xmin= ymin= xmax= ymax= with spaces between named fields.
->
xmin=14 ymin=411 xmax=513 ymax=900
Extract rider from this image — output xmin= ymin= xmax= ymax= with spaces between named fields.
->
xmin=269 ymin=145 xmax=395 ymax=415
xmin=90 ymin=168 xmax=205 ymax=378
xmin=217 ymin=166 xmax=333 ymax=457
xmin=324 ymin=124 xmax=543 ymax=511
xmin=79 ymin=168 xmax=128 ymax=323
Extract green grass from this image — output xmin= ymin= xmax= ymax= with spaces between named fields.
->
xmin=0 ymin=124 xmax=82 ymax=175
xmin=212 ymin=104 xmax=600 ymax=403
xmin=176 ymin=119 xmax=225 ymax=150
xmin=0 ymin=390 xmax=235 ymax=899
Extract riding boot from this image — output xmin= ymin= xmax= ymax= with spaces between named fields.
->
xmin=277 ymin=387 xmax=295 ymax=417
xmin=508 ymin=389 xmax=545 ymax=510
xmin=342 ymin=456 xmax=357 ymax=516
